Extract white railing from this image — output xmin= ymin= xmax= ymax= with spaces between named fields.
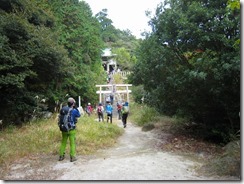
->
xmin=113 ymin=71 xmax=131 ymax=77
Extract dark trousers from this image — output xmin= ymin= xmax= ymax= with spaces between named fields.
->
xmin=122 ymin=113 xmax=128 ymax=126
xmin=107 ymin=113 xmax=112 ymax=123
xmin=118 ymin=110 xmax=122 ymax=119
xmin=98 ymin=112 xmax=104 ymax=122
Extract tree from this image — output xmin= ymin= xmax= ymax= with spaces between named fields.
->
xmin=0 ymin=0 xmax=72 ymax=124
xmin=113 ymin=47 xmax=136 ymax=70
xmin=0 ymin=0 xmax=105 ymax=126
xmin=95 ymin=9 xmax=118 ymax=42
xmin=131 ymin=0 xmax=240 ymax=143
xmin=36 ymin=0 xmax=105 ymax=106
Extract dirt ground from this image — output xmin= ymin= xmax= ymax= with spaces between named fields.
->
xmin=3 ymin=120 xmax=239 ymax=181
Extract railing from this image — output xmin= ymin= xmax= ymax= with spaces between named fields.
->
xmin=113 ymin=71 xmax=131 ymax=78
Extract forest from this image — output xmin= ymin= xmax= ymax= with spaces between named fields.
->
xmin=0 ymin=0 xmax=138 ymax=126
xmin=0 ymin=0 xmax=240 ymax=144
xmin=130 ymin=0 xmax=240 ymax=143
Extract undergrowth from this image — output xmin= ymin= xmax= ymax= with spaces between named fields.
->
xmin=0 ymin=114 xmax=123 ymax=177
xmin=129 ymin=102 xmax=160 ymax=126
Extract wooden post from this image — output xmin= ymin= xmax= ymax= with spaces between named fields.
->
xmin=78 ymin=96 xmax=81 ymax=107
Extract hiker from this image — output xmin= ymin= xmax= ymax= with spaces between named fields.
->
xmin=97 ymin=102 xmax=104 ymax=122
xmin=59 ymin=97 xmax=81 ymax=162
xmin=117 ymin=102 xmax=122 ymax=120
xmin=110 ymin=94 xmax=114 ymax=105
xmin=105 ymin=101 xmax=113 ymax=123
xmin=86 ymin=103 xmax=93 ymax=116
xmin=121 ymin=102 xmax=129 ymax=128
xmin=106 ymin=95 xmax=110 ymax=102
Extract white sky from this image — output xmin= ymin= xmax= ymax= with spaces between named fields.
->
xmin=83 ymin=0 xmax=163 ymax=38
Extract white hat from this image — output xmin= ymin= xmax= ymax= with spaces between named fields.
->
xmin=68 ymin=97 xmax=75 ymax=104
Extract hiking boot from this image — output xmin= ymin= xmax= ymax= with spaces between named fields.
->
xmin=58 ymin=155 xmax=65 ymax=161
xmin=70 ymin=156 xmax=77 ymax=162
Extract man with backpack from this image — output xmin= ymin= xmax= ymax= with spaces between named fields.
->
xmin=58 ymin=97 xmax=80 ymax=162
xmin=117 ymin=102 xmax=122 ymax=120
xmin=105 ymin=102 xmax=113 ymax=123
xmin=121 ymin=102 xmax=129 ymax=128
xmin=97 ymin=102 xmax=104 ymax=122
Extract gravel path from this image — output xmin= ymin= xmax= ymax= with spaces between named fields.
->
xmin=4 ymin=120 xmax=237 ymax=181
xmin=53 ymin=121 xmax=219 ymax=180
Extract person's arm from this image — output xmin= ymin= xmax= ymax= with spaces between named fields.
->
xmin=74 ymin=108 xmax=81 ymax=118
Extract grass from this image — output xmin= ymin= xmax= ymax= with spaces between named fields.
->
xmin=0 ymin=102 xmax=240 ymax=178
xmin=129 ymin=102 xmax=161 ymax=127
xmin=196 ymin=140 xmax=241 ymax=177
xmin=76 ymin=115 xmax=124 ymax=154
xmin=0 ymin=114 xmax=123 ymax=175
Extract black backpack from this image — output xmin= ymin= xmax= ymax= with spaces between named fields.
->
xmin=58 ymin=107 xmax=73 ymax=132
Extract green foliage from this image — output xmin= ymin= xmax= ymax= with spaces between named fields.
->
xmin=227 ymin=0 xmax=240 ymax=11
xmin=131 ymin=0 xmax=240 ymax=143
xmin=113 ymin=47 xmax=136 ymax=70
xmin=130 ymin=85 xmax=146 ymax=104
xmin=47 ymin=0 xmax=105 ymax=105
xmin=130 ymin=103 xmax=160 ymax=127
xmin=95 ymin=9 xmax=118 ymax=43
xmin=0 ymin=0 xmax=105 ymax=126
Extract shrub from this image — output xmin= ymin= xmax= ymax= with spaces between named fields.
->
xmin=130 ymin=103 xmax=160 ymax=126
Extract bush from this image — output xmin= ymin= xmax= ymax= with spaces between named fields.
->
xmin=130 ymin=103 xmax=160 ymax=126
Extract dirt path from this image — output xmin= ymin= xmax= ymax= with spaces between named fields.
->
xmin=4 ymin=120 xmax=235 ymax=180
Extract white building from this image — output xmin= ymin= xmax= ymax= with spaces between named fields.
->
xmin=101 ymin=48 xmax=117 ymax=73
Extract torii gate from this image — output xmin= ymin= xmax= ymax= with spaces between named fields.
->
xmin=96 ymin=84 xmax=132 ymax=103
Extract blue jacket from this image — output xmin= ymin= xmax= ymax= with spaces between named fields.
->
xmin=105 ymin=105 xmax=113 ymax=114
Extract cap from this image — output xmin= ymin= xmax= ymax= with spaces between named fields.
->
xmin=68 ymin=97 xmax=76 ymax=104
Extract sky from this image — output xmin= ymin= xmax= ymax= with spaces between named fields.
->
xmin=83 ymin=0 xmax=163 ymax=38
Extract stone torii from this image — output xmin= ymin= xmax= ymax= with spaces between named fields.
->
xmin=96 ymin=84 xmax=132 ymax=103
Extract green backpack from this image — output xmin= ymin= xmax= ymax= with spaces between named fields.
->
xmin=122 ymin=106 xmax=129 ymax=114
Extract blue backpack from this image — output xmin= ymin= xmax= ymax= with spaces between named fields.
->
xmin=106 ymin=105 xmax=112 ymax=114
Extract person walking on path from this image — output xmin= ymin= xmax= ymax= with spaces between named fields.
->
xmin=58 ymin=97 xmax=81 ymax=162
xmin=105 ymin=102 xmax=113 ymax=123
xmin=117 ymin=102 xmax=122 ymax=120
xmin=121 ymin=102 xmax=129 ymax=128
xmin=97 ymin=102 xmax=104 ymax=122
xmin=86 ymin=103 xmax=93 ymax=116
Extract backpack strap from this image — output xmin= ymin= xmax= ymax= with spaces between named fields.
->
xmin=68 ymin=107 xmax=73 ymax=123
